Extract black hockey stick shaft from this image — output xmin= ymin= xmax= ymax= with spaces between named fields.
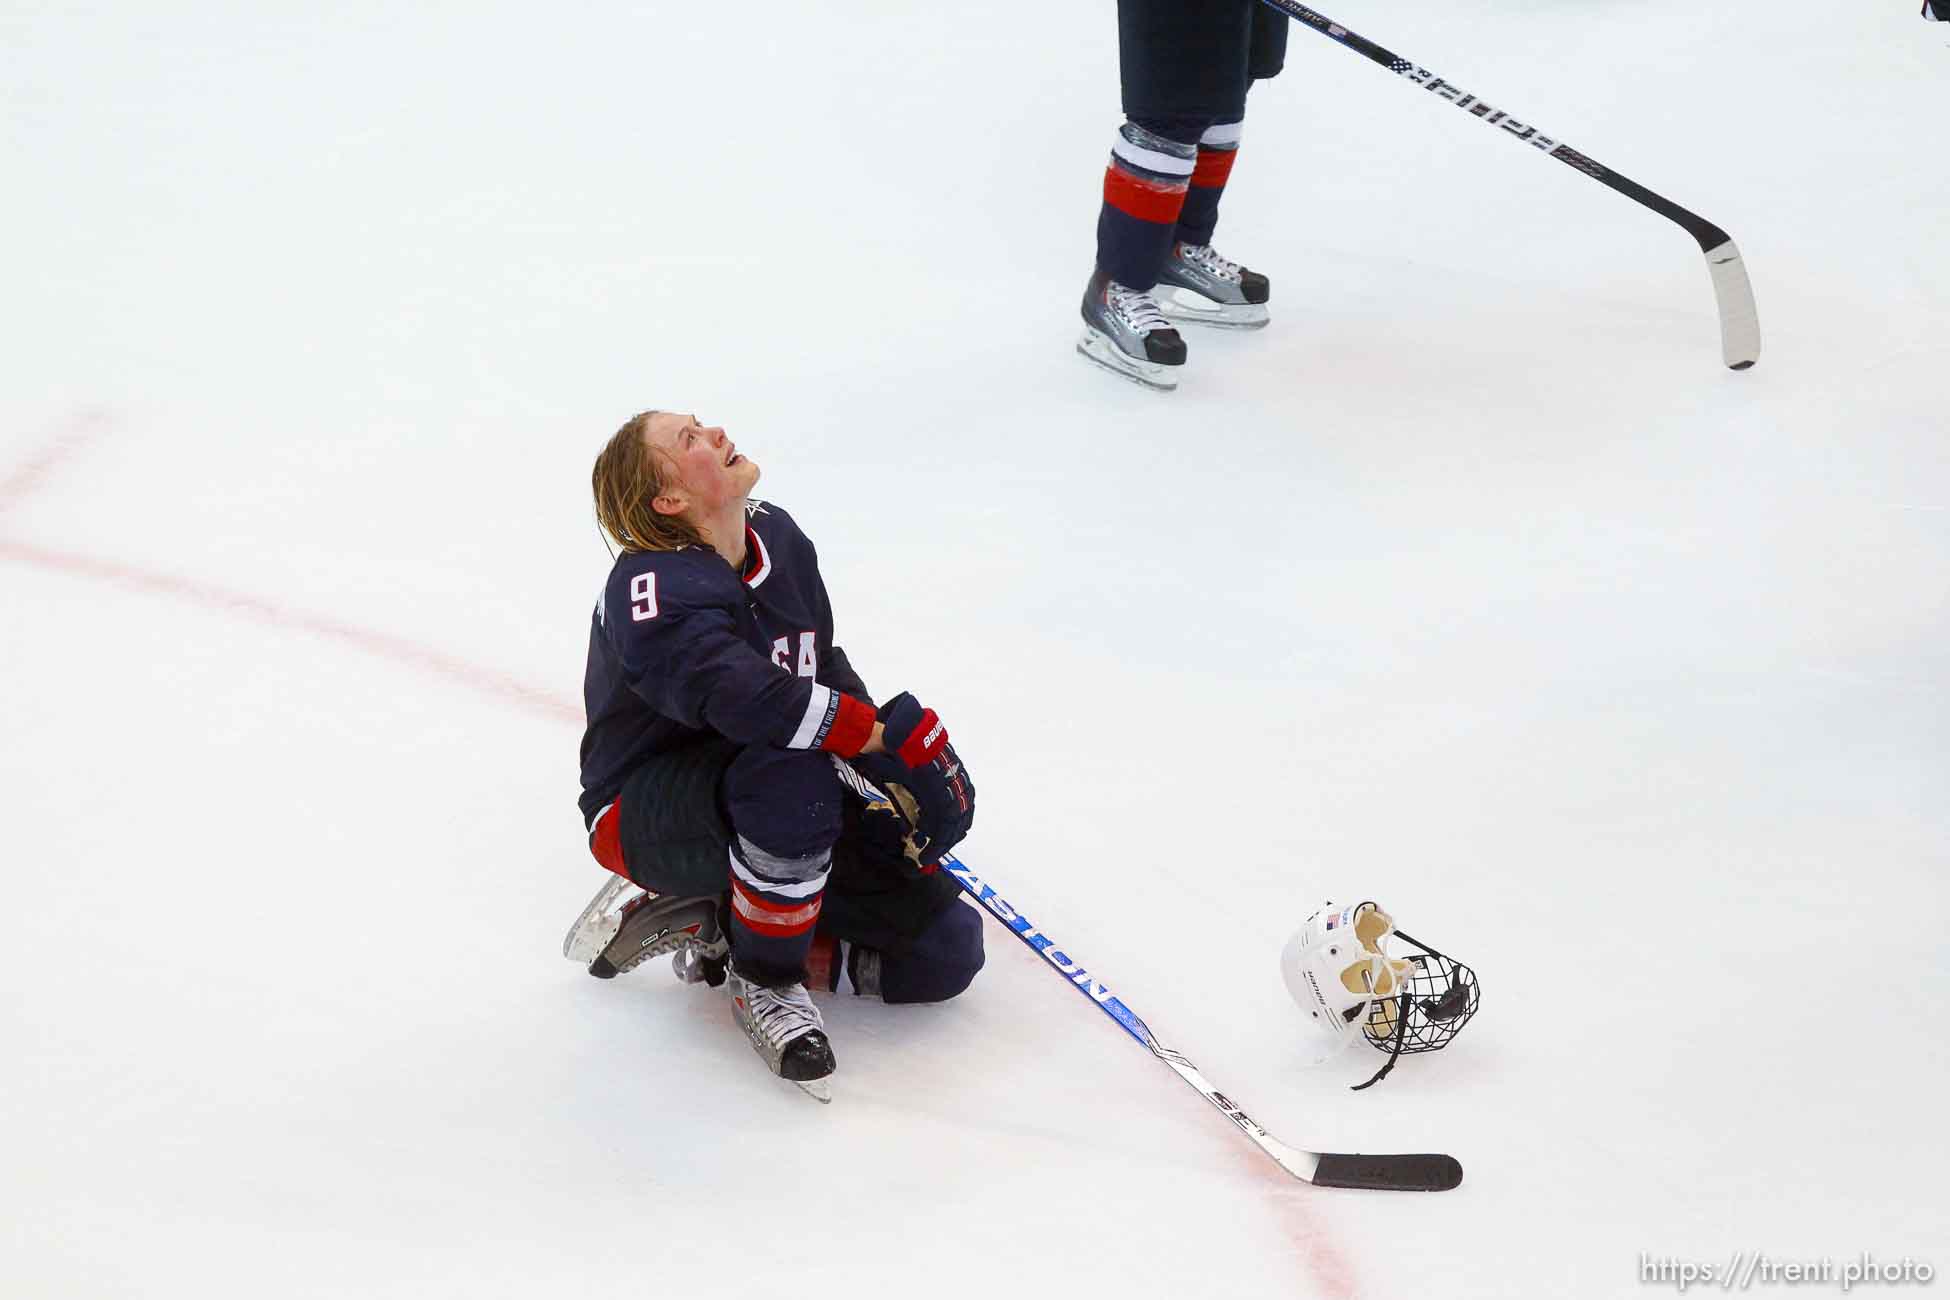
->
xmin=1263 ymin=0 xmax=1727 ymax=249
xmin=1260 ymin=0 xmax=1760 ymax=368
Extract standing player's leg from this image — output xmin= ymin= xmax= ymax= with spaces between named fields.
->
xmin=1078 ymin=0 xmax=1224 ymax=389
xmin=1081 ymin=0 xmax=1278 ymax=384
xmin=1079 ymin=118 xmax=1203 ymax=391
xmin=1155 ymin=4 xmax=1286 ymax=328
xmin=1154 ymin=116 xmax=1270 ymax=329
xmin=1171 ymin=117 xmax=1243 ymax=254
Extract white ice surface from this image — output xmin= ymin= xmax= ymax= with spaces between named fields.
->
xmin=3 ymin=2 xmax=1946 ymax=1297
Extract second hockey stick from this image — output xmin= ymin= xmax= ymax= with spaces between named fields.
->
xmin=831 ymin=760 xmax=1462 ymax=1191
xmin=1260 ymin=0 xmax=1761 ymax=370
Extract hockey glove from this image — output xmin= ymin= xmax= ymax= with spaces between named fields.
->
xmin=856 ymin=692 xmax=974 ymax=869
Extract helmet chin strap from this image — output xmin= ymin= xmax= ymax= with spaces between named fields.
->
xmin=1351 ymin=991 xmax=1411 ymax=1091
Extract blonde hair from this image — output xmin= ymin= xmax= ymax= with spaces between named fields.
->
xmin=592 ymin=410 xmax=706 ymax=553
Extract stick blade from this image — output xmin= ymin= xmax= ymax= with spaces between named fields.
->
xmin=1310 ymin=1152 xmax=1463 ymax=1192
xmin=1704 ymin=239 xmax=1761 ymax=370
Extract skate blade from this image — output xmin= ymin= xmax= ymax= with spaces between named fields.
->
xmin=1157 ymin=287 xmax=1269 ymax=330
xmin=1074 ymin=329 xmax=1178 ymax=392
xmin=561 ymin=875 xmax=642 ymax=962
xmin=794 ymin=1078 xmax=833 ymax=1104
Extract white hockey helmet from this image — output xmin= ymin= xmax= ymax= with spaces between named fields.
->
xmin=1280 ymin=900 xmax=1416 ymax=1065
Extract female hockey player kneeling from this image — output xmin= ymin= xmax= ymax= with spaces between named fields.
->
xmin=564 ymin=411 xmax=981 ymax=1101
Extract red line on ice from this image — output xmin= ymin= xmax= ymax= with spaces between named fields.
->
xmin=0 ymin=412 xmax=579 ymax=723
xmin=991 ymin=932 xmax=1366 ymax=1299
xmin=0 ymin=409 xmax=115 ymax=514
xmin=0 ymin=538 xmax=580 ymax=725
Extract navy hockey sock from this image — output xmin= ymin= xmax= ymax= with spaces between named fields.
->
xmin=1094 ymin=120 xmax=1200 ymax=290
xmin=721 ymin=745 xmax=846 ymax=980
xmin=727 ymin=836 xmax=830 ymax=983
xmin=1174 ymin=119 xmax=1242 ymax=248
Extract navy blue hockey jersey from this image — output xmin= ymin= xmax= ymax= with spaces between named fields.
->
xmin=577 ymin=501 xmax=875 ymax=828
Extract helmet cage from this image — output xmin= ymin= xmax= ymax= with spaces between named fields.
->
xmin=1350 ymin=931 xmax=1481 ymax=1091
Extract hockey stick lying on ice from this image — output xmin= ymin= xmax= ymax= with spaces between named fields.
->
xmin=831 ymin=761 xmax=1461 ymax=1192
xmin=1260 ymin=0 xmax=1761 ymax=371
xmin=937 ymin=856 xmax=1463 ymax=1191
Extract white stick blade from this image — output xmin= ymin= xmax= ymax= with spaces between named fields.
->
xmin=1705 ymin=239 xmax=1761 ymax=370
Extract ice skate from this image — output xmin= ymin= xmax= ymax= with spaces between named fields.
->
xmin=1077 ymin=268 xmax=1187 ymax=391
xmin=562 ymin=875 xmax=724 ymax=980
xmin=1155 ymin=241 xmax=1270 ymax=329
xmin=586 ymin=889 xmax=723 ymax=980
xmin=727 ymin=966 xmax=836 ymax=1103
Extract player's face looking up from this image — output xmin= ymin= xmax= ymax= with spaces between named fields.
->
xmin=644 ymin=412 xmax=759 ymax=522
